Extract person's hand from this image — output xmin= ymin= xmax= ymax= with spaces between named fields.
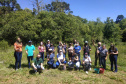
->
xmin=34 ymin=67 xmax=37 ymax=70
xmin=105 ymin=57 xmax=107 ymax=60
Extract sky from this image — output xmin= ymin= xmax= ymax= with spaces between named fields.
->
xmin=17 ymin=0 xmax=126 ymax=22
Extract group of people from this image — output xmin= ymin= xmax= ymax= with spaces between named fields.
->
xmin=14 ymin=37 xmax=118 ymax=74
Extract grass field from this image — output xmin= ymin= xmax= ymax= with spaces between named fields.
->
xmin=0 ymin=43 xmax=126 ymax=84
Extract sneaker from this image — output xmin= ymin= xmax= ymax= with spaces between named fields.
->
xmin=15 ymin=68 xmax=18 ymax=71
xmin=86 ymin=71 xmax=88 ymax=74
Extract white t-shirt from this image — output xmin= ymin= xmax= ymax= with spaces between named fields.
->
xmin=83 ymin=57 xmax=91 ymax=64
xmin=68 ymin=46 xmax=74 ymax=53
xmin=57 ymin=53 xmax=64 ymax=60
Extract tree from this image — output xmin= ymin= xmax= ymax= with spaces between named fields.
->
xmin=116 ymin=15 xmax=124 ymax=23
xmin=45 ymin=0 xmax=72 ymax=13
xmin=0 ymin=0 xmax=21 ymax=15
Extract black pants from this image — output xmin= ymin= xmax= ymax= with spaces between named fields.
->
xmin=95 ymin=54 xmax=101 ymax=66
xmin=101 ymin=56 xmax=106 ymax=69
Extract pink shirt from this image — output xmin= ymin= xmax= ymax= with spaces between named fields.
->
xmin=38 ymin=46 xmax=45 ymax=52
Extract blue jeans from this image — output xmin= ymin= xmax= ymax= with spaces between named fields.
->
xmin=15 ymin=52 xmax=22 ymax=69
xmin=101 ymin=56 xmax=106 ymax=69
xmin=39 ymin=52 xmax=44 ymax=62
xmin=77 ymin=53 xmax=81 ymax=65
xmin=110 ymin=55 xmax=118 ymax=72
xmin=47 ymin=61 xmax=56 ymax=68
xmin=95 ymin=54 xmax=101 ymax=66
xmin=27 ymin=56 xmax=33 ymax=68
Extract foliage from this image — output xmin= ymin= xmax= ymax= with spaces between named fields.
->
xmin=0 ymin=40 xmax=9 ymax=50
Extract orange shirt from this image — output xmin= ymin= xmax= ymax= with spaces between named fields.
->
xmin=14 ymin=42 xmax=22 ymax=52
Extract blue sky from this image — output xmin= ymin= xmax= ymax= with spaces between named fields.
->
xmin=17 ymin=0 xmax=126 ymax=22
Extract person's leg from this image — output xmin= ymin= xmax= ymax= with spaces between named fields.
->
xmin=102 ymin=56 xmax=106 ymax=69
xmin=95 ymin=54 xmax=98 ymax=66
xmin=33 ymin=65 xmax=37 ymax=72
xmin=110 ymin=56 xmax=114 ymax=71
xmin=42 ymin=52 xmax=44 ymax=62
xmin=101 ymin=57 xmax=104 ymax=68
xmin=99 ymin=54 xmax=101 ymax=66
xmin=15 ymin=52 xmax=19 ymax=70
xmin=19 ymin=52 xmax=22 ymax=68
xmin=27 ymin=56 xmax=31 ymax=68
xmin=114 ymin=55 xmax=118 ymax=72
xmin=78 ymin=53 xmax=81 ymax=65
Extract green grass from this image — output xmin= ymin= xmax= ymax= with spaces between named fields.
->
xmin=0 ymin=43 xmax=126 ymax=84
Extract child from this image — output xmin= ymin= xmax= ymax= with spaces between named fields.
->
xmin=82 ymin=53 xmax=92 ymax=74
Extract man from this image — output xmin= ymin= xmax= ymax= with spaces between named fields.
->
xmin=93 ymin=41 xmax=102 ymax=66
xmin=32 ymin=54 xmax=44 ymax=73
xmin=99 ymin=45 xmax=108 ymax=69
xmin=25 ymin=41 xmax=35 ymax=68
xmin=83 ymin=41 xmax=91 ymax=57
xmin=74 ymin=42 xmax=81 ymax=64
xmin=56 ymin=50 xmax=66 ymax=70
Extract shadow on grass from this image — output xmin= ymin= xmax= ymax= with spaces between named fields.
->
xmin=8 ymin=63 xmax=28 ymax=69
xmin=29 ymin=70 xmax=35 ymax=75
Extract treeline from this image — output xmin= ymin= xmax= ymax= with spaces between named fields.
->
xmin=0 ymin=0 xmax=126 ymax=46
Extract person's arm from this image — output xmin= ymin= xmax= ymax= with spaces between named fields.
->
xmin=79 ymin=46 xmax=81 ymax=52
xmin=105 ymin=51 xmax=108 ymax=60
xmin=25 ymin=46 xmax=28 ymax=55
xmin=74 ymin=56 xmax=79 ymax=61
xmin=62 ymin=48 xmax=65 ymax=53
xmin=14 ymin=43 xmax=19 ymax=51
xmin=89 ymin=46 xmax=91 ymax=51
xmin=41 ymin=63 xmax=44 ymax=69
xmin=32 ymin=63 xmax=37 ymax=70
xmin=53 ymin=47 xmax=55 ymax=52
xmin=92 ymin=40 xmax=97 ymax=49
xmin=44 ymin=46 xmax=46 ymax=52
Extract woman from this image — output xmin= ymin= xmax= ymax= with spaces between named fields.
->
xmin=47 ymin=49 xmax=56 ymax=69
xmin=109 ymin=44 xmax=118 ymax=72
xmin=14 ymin=37 xmax=22 ymax=70
xmin=67 ymin=43 xmax=74 ymax=60
xmin=38 ymin=41 xmax=45 ymax=62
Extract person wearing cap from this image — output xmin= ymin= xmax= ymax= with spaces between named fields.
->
xmin=25 ymin=40 xmax=35 ymax=68
xmin=74 ymin=42 xmax=81 ymax=64
xmin=93 ymin=40 xmax=102 ymax=66
xmin=99 ymin=44 xmax=108 ymax=69
xmin=108 ymin=43 xmax=118 ymax=72
xmin=82 ymin=53 xmax=92 ymax=74
xmin=47 ymin=49 xmax=56 ymax=68
xmin=56 ymin=50 xmax=66 ymax=70
xmin=32 ymin=54 xmax=44 ymax=73
xmin=83 ymin=41 xmax=91 ymax=57
xmin=46 ymin=40 xmax=51 ymax=57
xmin=38 ymin=41 xmax=45 ymax=62
xmin=14 ymin=37 xmax=23 ymax=70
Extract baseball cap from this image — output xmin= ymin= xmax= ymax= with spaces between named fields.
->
xmin=85 ymin=41 xmax=88 ymax=43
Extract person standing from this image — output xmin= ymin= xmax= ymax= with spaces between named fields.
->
xmin=109 ymin=44 xmax=118 ymax=72
xmin=74 ymin=42 xmax=81 ymax=64
xmin=63 ymin=43 xmax=67 ymax=56
xmin=14 ymin=37 xmax=22 ymax=70
xmin=68 ymin=43 xmax=74 ymax=60
xmin=57 ymin=41 xmax=65 ymax=55
xmin=25 ymin=41 xmax=35 ymax=68
xmin=38 ymin=41 xmax=45 ymax=62
xmin=50 ymin=43 xmax=55 ymax=54
xmin=93 ymin=41 xmax=102 ymax=66
xmin=99 ymin=45 xmax=108 ymax=69
xmin=46 ymin=40 xmax=51 ymax=57
xmin=83 ymin=41 xmax=91 ymax=57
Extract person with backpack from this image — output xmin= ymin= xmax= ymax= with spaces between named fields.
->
xmin=32 ymin=54 xmax=44 ymax=73
xmin=14 ymin=37 xmax=23 ymax=71
xmin=93 ymin=41 xmax=102 ymax=66
xmin=83 ymin=41 xmax=91 ymax=57
xmin=38 ymin=41 xmax=45 ymax=62
xmin=82 ymin=53 xmax=92 ymax=74
xmin=25 ymin=41 xmax=35 ymax=68
xmin=108 ymin=44 xmax=118 ymax=72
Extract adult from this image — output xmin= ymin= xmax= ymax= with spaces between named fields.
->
xmin=73 ymin=39 xmax=77 ymax=46
xmin=109 ymin=44 xmax=118 ymax=72
xmin=63 ymin=43 xmax=67 ymax=56
xmin=38 ymin=41 xmax=45 ymax=62
xmin=57 ymin=41 xmax=65 ymax=54
xmin=50 ymin=43 xmax=55 ymax=54
xmin=99 ymin=45 xmax=108 ymax=69
xmin=56 ymin=50 xmax=66 ymax=70
xmin=74 ymin=42 xmax=81 ymax=64
xmin=67 ymin=43 xmax=74 ymax=60
xmin=32 ymin=54 xmax=44 ymax=73
xmin=82 ymin=53 xmax=92 ymax=74
xmin=25 ymin=41 xmax=35 ymax=68
xmin=14 ymin=37 xmax=22 ymax=70
xmin=47 ymin=49 xmax=56 ymax=68
xmin=46 ymin=40 xmax=51 ymax=57
xmin=93 ymin=41 xmax=102 ymax=66
xmin=83 ymin=41 xmax=91 ymax=57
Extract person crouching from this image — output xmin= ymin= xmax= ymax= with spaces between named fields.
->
xmin=32 ymin=54 xmax=44 ymax=73
xmin=82 ymin=53 xmax=92 ymax=74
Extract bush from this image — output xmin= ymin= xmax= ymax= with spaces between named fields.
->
xmin=0 ymin=40 xmax=9 ymax=50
